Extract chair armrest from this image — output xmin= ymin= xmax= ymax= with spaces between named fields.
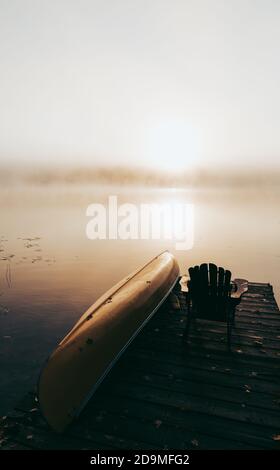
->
xmin=179 ymin=275 xmax=189 ymax=292
xmin=230 ymin=278 xmax=248 ymax=299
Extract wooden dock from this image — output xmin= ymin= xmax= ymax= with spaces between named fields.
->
xmin=1 ymin=281 xmax=280 ymax=450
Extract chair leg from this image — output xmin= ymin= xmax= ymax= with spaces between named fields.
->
xmin=230 ymin=300 xmax=238 ymax=326
xmin=185 ymin=314 xmax=191 ymax=340
xmin=184 ymin=298 xmax=192 ymax=343
xmin=227 ymin=320 xmax=231 ymax=351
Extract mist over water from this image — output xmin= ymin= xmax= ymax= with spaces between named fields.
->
xmin=1 ymin=164 xmax=280 ymax=189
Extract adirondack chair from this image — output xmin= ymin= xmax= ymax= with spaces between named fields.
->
xmin=184 ymin=263 xmax=248 ymax=350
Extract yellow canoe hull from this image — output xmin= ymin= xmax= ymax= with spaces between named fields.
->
xmin=38 ymin=251 xmax=179 ymax=432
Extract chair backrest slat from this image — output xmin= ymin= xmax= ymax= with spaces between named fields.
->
xmin=218 ymin=267 xmax=225 ymax=295
xmin=199 ymin=263 xmax=209 ymax=298
xmin=209 ymin=263 xmax=217 ymax=296
xmin=188 ymin=265 xmax=199 ymax=297
xmin=224 ymin=270 xmax=232 ymax=296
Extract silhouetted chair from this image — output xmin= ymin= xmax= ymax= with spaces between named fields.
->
xmin=184 ymin=263 xmax=248 ymax=351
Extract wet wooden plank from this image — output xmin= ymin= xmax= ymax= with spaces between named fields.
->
xmin=81 ymin=395 xmax=279 ymax=450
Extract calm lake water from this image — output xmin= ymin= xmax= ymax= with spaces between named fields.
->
xmin=0 ymin=183 xmax=280 ymax=414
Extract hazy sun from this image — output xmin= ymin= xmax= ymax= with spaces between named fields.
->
xmin=147 ymin=119 xmax=198 ymax=172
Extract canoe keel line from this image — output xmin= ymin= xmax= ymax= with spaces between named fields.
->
xmin=38 ymin=251 xmax=180 ymax=432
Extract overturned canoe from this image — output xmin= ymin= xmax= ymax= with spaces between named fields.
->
xmin=38 ymin=251 xmax=179 ymax=432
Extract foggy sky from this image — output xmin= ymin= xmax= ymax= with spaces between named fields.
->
xmin=1 ymin=0 xmax=280 ymax=170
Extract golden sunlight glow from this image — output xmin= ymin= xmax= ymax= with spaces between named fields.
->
xmin=147 ymin=119 xmax=198 ymax=172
